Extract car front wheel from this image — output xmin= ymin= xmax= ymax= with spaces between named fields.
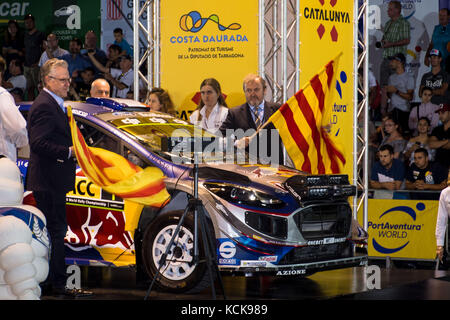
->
xmin=141 ymin=210 xmax=214 ymax=293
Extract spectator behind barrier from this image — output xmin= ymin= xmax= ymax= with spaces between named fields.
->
xmin=23 ymin=13 xmax=46 ymax=101
xmin=2 ymin=20 xmax=24 ymax=66
xmin=113 ymin=28 xmax=132 ymax=57
xmin=38 ymin=33 xmax=69 ymax=68
xmin=60 ymin=38 xmax=92 ymax=82
xmin=378 ymin=114 xmax=406 ymax=160
xmin=385 ymin=53 xmax=414 ymax=135
xmin=419 ymin=49 xmax=449 ymax=106
xmin=429 ymin=103 xmax=450 ymax=168
xmin=403 ymin=117 xmax=435 ymax=166
xmin=425 ymin=8 xmax=450 ymax=72
xmin=405 ymin=147 xmax=447 ymax=200
xmin=408 ymin=86 xmax=440 ymax=136
xmin=370 ymin=144 xmax=405 ymax=192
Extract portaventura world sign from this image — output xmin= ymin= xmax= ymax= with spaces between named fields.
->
xmin=303 ymin=7 xmax=350 ymax=23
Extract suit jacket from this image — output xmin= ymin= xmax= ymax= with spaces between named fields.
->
xmin=219 ymin=101 xmax=280 ymax=134
xmin=26 ymin=90 xmax=76 ymax=192
xmin=219 ymin=101 xmax=284 ymax=164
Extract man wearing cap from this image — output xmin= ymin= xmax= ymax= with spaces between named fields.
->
xmin=429 ymin=103 xmax=450 ymax=168
xmin=425 ymin=8 xmax=450 ymax=72
xmin=87 ymin=52 xmax=133 ymax=98
xmin=385 ymin=52 xmax=414 ymax=134
xmin=419 ymin=48 xmax=449 ymax=106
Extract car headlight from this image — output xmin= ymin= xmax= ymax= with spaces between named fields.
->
xmin=203 ymin=183 xmax=285 ymax=209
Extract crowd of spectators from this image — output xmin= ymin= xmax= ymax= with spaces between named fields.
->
xmin=369 ymin=2 xmax=450 ymax=200
xmin=0 ymin=15 xmax=140 ymax=104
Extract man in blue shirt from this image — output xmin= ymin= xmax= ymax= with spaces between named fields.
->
xmin=113 ymin=28 xmax=132 ymax=57
xmin=370 ymin=144 xmax=405 ymax=190
xmin=60 ymin=38 xmax=92 ymax=80
xmin=425 ymin=8 xmax=450 ymax=72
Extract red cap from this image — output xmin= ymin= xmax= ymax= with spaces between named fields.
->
xmin=435 ymin=103 xmax=450 ymax=113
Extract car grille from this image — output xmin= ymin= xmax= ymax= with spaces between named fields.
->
xmin=293 ymin=202 xmax=351 ymax=240
xmin=245 ymin=211 xmax=288 ymax=239
xmin=278 ymin=241 xmax=352 ymax=265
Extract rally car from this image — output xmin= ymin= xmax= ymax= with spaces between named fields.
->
xmin=17 ymin=98 xmax=367 ymax=293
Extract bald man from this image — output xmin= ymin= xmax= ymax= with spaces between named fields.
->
xmin=90 ymin=78 xmax=110 ymax=98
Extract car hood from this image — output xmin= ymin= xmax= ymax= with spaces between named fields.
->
xmin=197 ymin=163 xmax=304 ymax=191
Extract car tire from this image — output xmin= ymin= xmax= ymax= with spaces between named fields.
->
xmin=141 ymin=210 xmax=215 ymax=293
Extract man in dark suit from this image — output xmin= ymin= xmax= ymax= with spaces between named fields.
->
xmin=26 ymin=58 xmax=92 ymax=297
xmin=219 ymin=74 xmax=283 ymax=165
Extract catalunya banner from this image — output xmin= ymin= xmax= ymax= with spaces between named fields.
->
xmin=268 ymin=54 xmax=345 ymax=174
xmin=67 ymin=106 xmax=170 ymax=207
xmin=299 ymin=0 xmax=354 ymax=178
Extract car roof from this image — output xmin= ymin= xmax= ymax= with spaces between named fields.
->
xmin=18 ymin=97 xmax=171 ymax=118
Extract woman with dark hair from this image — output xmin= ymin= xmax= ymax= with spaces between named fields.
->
xmin=2 ymin=20 xmax=24 ymax=65
xmin=145 ymin=87 xmax=176 ymax=116
xmin=190 ymin=78 xmax=228 ymax=134
xmin=403 ymin=116 xmax=435 ymax=165
xmin=378 ymin=114 xmax=406 ymax=160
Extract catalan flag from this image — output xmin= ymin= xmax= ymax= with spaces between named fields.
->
xmin=268 ymin=53 xmax=345 ymax=174
xmin=67 ymin=106 xmax=170 ymax=207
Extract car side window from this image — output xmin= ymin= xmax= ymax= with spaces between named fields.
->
xmin=76 ymin=120 xmax=119 ymax=153
xmin=123 ymin=146 xmax=147 ymax=168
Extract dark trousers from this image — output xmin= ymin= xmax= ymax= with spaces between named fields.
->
xmin=34 ymin=191 xmax=68 ymax=289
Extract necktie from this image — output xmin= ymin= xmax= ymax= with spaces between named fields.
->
xmin=253 ymin=106 xmax=261 ymax=129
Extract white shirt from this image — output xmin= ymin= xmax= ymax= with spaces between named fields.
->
xmin=190 ymin=103 xmax=228 ymax=134
xmin=436 ymin=186 xmax=450 ymax=246
xmin=6 ymin=75 xmax=27 ymax=93
xmin=0 ymin=87 xmax=28 ymax=162
xmin=110 ymin=68 xmax=133 ymax=98
xmin=38 ymin=47 xmax=69 ymax=67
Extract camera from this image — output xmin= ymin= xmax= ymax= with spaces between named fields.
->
xmin=88 ymin=49 xmax=95 ymax=53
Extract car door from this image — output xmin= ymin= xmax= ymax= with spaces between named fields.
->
xmin=64 ymin=118 xmax=137 ymax=267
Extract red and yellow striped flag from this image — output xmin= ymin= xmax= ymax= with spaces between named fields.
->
xmin=268 ymin=53 xmax=345 ymax=174
xmin=67 ymin=106 xmax=170 ymax=207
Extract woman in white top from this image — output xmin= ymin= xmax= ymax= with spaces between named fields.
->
xmin=189 ymin=78 xmax=228 ymax=135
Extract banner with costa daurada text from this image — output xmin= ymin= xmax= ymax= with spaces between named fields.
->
xmin=160 ymin=0 xmax=259 ymax=120
xmin=299 ymin=1 xmax=354 ymax=178
xmin=365 ymin=199 xmax=438 ymax=260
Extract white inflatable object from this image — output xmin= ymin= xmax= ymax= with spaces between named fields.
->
xmin=0 ymin=157 xmax=50 ymax=300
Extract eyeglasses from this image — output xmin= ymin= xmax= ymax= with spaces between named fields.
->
xmin=48 ymin=76 xmax=71 ymax=84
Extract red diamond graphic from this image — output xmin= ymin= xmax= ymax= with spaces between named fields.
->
xmin=317 ymin=24 xmax=325 ymax=39
xmin=330 ymin=0 xmax=337 ymax=7
xmin=318 ymin=0 xmax=325 ymax=5
xmin=330 ymin=25 xmax=338 ymax=41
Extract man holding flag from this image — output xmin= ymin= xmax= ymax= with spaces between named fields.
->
xmin=26 ymin=58 xmax=93 ymax=298
xmin=219 ymin=73 xmax=284 ymax=165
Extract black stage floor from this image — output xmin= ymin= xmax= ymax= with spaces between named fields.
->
xmin=41 ymin=263 xmax=450 ymax=301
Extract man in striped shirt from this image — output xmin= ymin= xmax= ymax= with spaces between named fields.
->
xmin=379 ymin=1 xmax=411 ymax=87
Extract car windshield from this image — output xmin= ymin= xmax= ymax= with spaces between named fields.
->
xmin=97 ymin=111 xmax=250 ymax=164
